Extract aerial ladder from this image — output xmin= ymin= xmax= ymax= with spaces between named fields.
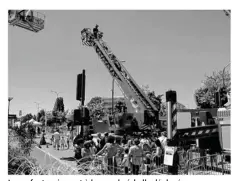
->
xmin=8 ymin=10 xmax=45 ymax=33
xmin=81 ymin=27 xmax=160 ymax=132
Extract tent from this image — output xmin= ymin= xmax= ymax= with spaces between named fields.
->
xmin=28 ymin=119 xmax=42 ymax=126
xmin=32 ymin=121 xmax=42 ymax=126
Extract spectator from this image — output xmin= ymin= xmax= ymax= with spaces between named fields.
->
xmin=53 ymin=129 xmax=60 ymax=150
xmin=152 ymin=139 xmax=163 ymax=167
xmin=39 ymin=130 xmax=46 ymax=146
xmin=128 ymin=138 xmax=144 ymax=175
xmin=60 ymin=136 xmax=66 ymax=150
xmin=121 ymin=147 xmax=130 ymax=174
xmin=167 ymin=139 xmax=180 ymax=175
xmin=81 ymin=141 xmax=92 ymax=162
xmin=89 ymin=140 xmax=97 ymax=155
xmin=73 ymin=138 xmax=83 ymax=160
xmin=96 ymin=135 xmax=117 ymax=174
xmin=114 ymin=136 xmax=124 ymax=174
xmin=66 ymin=132 xmax=70 ymax=149
xmin=158 ymin=131 xmax=167 ymax=151
xmin=100 ymin=132 xmax=108 ymax=149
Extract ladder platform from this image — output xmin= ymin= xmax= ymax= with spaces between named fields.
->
xmin=8 ymin=10 xmax=45 ymax=33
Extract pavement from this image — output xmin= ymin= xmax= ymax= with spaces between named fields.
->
xmin=30 ymin=135 xmax=78 ymax=169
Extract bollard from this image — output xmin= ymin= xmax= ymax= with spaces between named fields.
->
xmin=166 ymin=90 xmax=177 ymax=139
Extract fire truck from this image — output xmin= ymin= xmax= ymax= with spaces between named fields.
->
xmin=81 ymin=27 xmax=230 ymax=159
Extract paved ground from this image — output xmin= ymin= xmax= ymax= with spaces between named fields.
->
xmin=31 ymin=136 xmax=77 ymax=169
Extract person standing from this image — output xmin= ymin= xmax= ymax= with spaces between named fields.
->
xmin=93 ymin=24 xmax=99 ymax=39
xmin=128 ymin=138 xmax=144 ymax=175
xmin=121 ymin=147 xmax=130 ymax=174
xmin=158 ymin=131 xmax=167 ymax=151
xmin=53 ymin=129 xmax=60 ymax=150
xmin=96 ymin=135 xmax=117 ymax=174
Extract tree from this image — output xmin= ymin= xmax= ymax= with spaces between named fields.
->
xmin=87 ymin=96 xmax=106 ymax=120
xmin=53 ymin=97 xmax=65 ymax=113
xmin=141 ymin=85 xmax=163 ymax=112
xmin=52 ymin=97 xmax=65 ymax=125
xmin=20 ymin=113 xmax=33 ymax=124
xmin=194 ymin=70 xmax=231 ymax=108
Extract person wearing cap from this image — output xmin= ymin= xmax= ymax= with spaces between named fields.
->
xmin=128 ymin=138 xmax=144 ymax=175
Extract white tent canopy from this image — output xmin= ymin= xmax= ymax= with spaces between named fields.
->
xmin=28 ymin=119 xmax=42 ymax=126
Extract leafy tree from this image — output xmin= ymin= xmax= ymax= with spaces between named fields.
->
xmin=52 ymin=97 xmax=65 ymax=125
xmin=194 ymin=70 xmax=231 ymax=108
xmin=141 ymin=85 xmax=163 ymax=112
xmin=20 ymin=113 xmax=33 ymax=124
xmin=87 ymin=96 xmax=106 ymax=120
xmin=53 ymin=97 xmax=65 ymax=112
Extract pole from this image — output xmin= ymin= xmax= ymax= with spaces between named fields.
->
xmin=112 ymin=78 xmax=115 ymax=123
xmin=8 ymin=97 xmax=13 ymax=116
xmin=81 ymin=69 xmax=85 ymax=136
xmin=8 ymin=101 xmax=11 ymax=116
xmin=195 ymin=117 xmax=199 ymax=147
xmin=167 ymin=101 xmax=172 ymax=139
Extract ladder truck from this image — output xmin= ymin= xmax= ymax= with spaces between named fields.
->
xmin=81 ymin=27 xmax=160 ymax=135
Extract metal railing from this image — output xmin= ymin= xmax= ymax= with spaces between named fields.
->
xmin=185 ymin=153 xmax=231 ymax=175
xmin=73 ymin=147 xmax=230 ymax=175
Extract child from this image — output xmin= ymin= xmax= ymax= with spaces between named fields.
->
xmin=51 ymin=135 xmax=54 ymax=148
xmin=66 ymin=135 xmax=70 ymax=149
xmin=121 ymin=147 xmax=129 ymax=174
xmin=60 ymin=136 xmax=66 ymax=150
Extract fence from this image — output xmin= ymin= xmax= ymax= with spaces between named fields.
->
xmin=78 ymin=148 xmax=230 ymax=175
xmin=185 ymin=153 xmax=231 ymax=175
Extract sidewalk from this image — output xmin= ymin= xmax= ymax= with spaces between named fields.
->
xmin=32 ymin=134 xmax=77 ymax=168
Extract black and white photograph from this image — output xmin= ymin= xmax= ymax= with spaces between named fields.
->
xmin=7 ymin=7 xmax=231 ymax=176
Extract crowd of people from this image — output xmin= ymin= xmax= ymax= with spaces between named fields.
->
xmin=71 ymin=130 xmax=180 ymax=175
xmin=38 ymin=127 xmax=181 ymax=175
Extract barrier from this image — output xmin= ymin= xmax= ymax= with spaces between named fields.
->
xmin=185 ymin=153 xmax=231 ymax=175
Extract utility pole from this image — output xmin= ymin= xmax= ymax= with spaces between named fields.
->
xmin=34 ymin=102 xmax=40 ymax=113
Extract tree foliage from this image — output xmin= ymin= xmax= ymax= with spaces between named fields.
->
xmin=53 ymin=97 xmax=65 ymax=113
xmin=141 ymin=85 xmax=163 ymax=112
xmin=194 ymin=70 xmax=231 ymax=108
xmin=87 ymin=97 xmax=106 ymax=120
xmin=20 ymin=113 xmax=33 ymax=124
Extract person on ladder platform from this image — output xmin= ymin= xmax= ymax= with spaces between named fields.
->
xmin=93 ymin=24 xmax=99 ymax=39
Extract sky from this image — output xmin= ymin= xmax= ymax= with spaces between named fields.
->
xmin=8 ymin=10 xmax=230 ymax=116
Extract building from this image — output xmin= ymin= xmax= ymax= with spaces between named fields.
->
xmin=8 ymin=114 xmax=17 ymax=128
xmin=101 ymin=97 xmax=125 ymax=111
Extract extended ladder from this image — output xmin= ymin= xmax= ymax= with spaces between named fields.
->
xmin=81 ymin=28 xmax=159 ymax=127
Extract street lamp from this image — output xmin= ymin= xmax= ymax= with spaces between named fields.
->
xmin=34 ymin=102 xmax=40 ymax=113
xmin=51 ymin=90 xmax=62 ymax=98
xmin=8 ymin=97 xmax=13 ymax=116
xmin=112 ymin=60 xmax=126 ymax=122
